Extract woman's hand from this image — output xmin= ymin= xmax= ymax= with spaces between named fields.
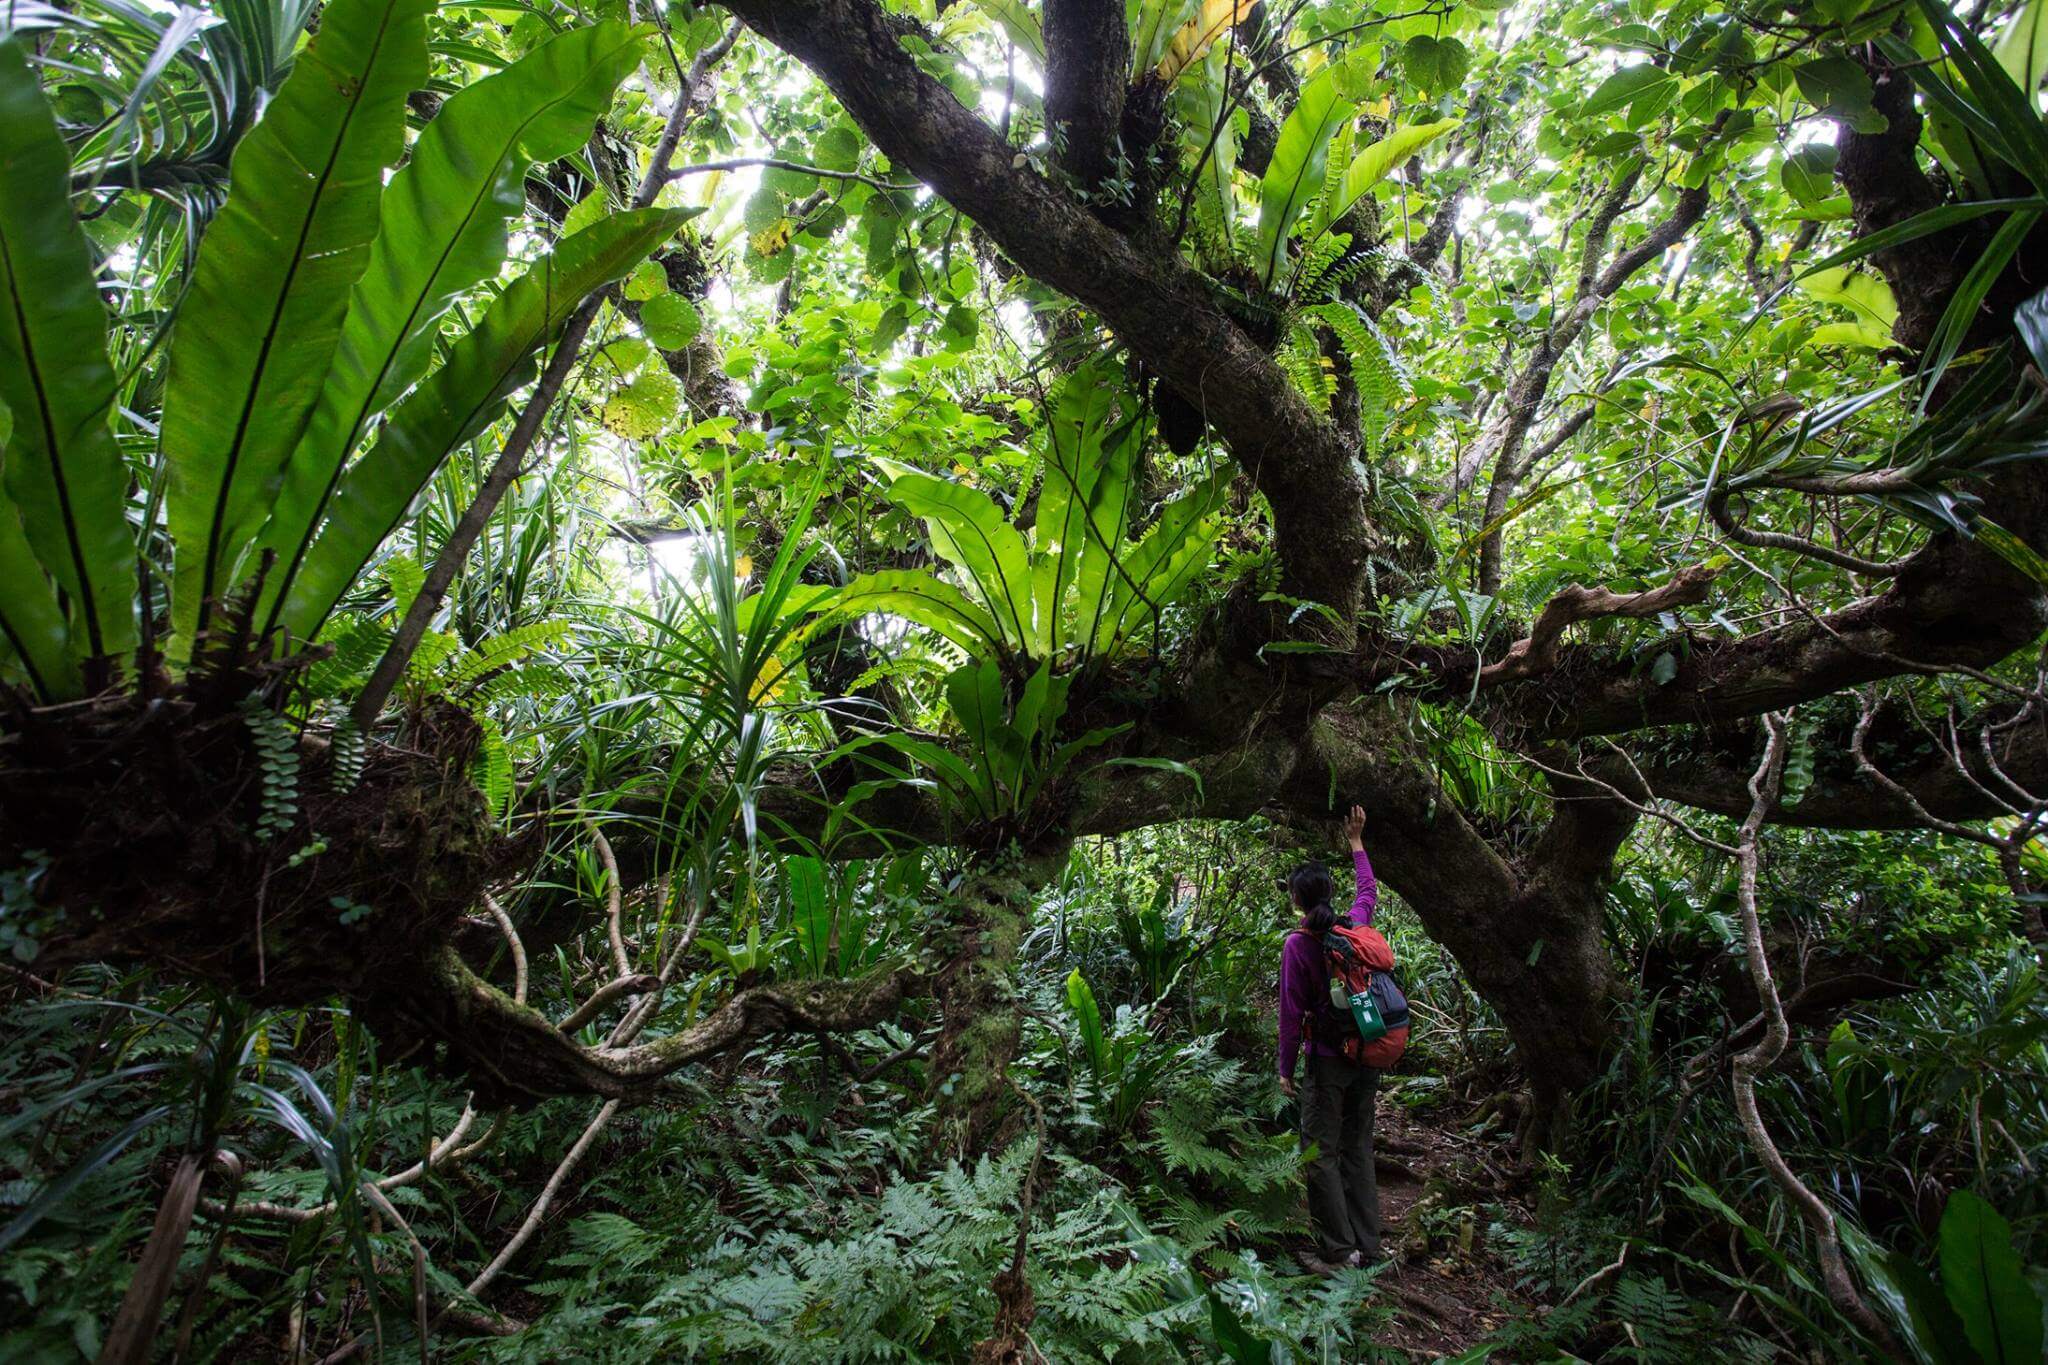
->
xmin=1341 ymin=804 xmax=1367 ymax=850
xmin=1279 ymin=1075 xmax=1296 ymax=1099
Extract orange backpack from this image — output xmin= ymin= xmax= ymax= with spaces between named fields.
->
xmin=1301 ymin=923 xmax=1410 ymax=1069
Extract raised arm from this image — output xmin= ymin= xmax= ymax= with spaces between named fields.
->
xmin=1343 ymin=804 xmax=1378 ymax=927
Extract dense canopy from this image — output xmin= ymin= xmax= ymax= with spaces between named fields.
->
xmin=4 ymin=0 xmax=2048 ymax=1355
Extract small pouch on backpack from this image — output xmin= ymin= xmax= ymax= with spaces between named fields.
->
xmin=1347 ymin=985 xmax=1389 ymax=1042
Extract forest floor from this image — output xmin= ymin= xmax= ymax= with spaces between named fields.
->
xmin=1354 ymin=1092 xmax=1545 ymax=1358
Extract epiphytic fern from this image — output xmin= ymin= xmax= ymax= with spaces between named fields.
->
xmin=1306 ymin=300 xmax=1411 ymax=461
xmin=240 ymin=695 xmax=300 ymax=841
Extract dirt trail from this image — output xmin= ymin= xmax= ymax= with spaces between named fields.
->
xmin=1362 ymin=1094 xmax=1543 ymax=1358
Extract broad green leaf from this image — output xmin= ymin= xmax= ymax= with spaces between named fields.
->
xmin=1173 ymin=47 xmax=1240 ymax=242
xmin=787 ymin=855 xmax=830 ymax=975
xmin=1104 ymin=755 xmax=1206 ymax=802
xmin=1780 ymin=144 xmax=1839 ymax=206
xmin=623 ymin=259 xmax=666 ymax=301
xmin=1797 ymin=55 xmax=1888 ymax=133
xmin=1156 ymin=0 xmax=1251 ymax=84
xmin=1939 ymin=1190 xmax=2045 ymax=1365
xmin=158 ymin=0 xmax=431 ymax=656
xmin=967 ymin=0 xmax=1044 ymax=65
xmin=1400 ymin=34 xmax=1471 ymax=94
xmin=258 ymin=21 xmax=647 ymax=630
xmin=1032 ymin=364 xmax=1121 ymax=658
xmin=1065 ymin=968 xmax=1108 ymax=1077
xmin=813 ymin=124 xmax=862 ymax=173
xmin=1323 ymin=118 xmax=1460 ymax=231
xmin=1011 ymin=658 xmax=1066 ymax=748
xmin=1840 ymin=1222 xmax=1971 ymax=1365
xmin=0 ymin=38 xmax=138 ymax=677
xmin=1066 ymin=416 xmax=1147 ymax=655
xmin=0 ymin=502 xmax=77 ymax=699
xmin=1133 ymin=0 xmax=1194 ymax=72
xmin=1797 ymin=265 xmax=1900 ymax=329
xmin=1994 ymin=0 xmax=2048 ymax=97
xmin=641 ymin=291 xmax=703 ymax=349
xmin=1805 ymin=321 xmax=1897 ymax=350
xmin=1584 ymin=64 xmax=1672 ymax=117
xmin=875 ymin=458 xmax=1035 ymax=652
xmin=945 ymin=659 xmax=1022 ymax=813
xmin=1094 ymin=465 xmax=1232 ymax=654
xmin=832 ymin=570 xmax=1008 ymax=657
xmin=1255 ymin=68 xmax=1348 ymax=287
xmin=278 ymin=208 xmax=688 ymax=639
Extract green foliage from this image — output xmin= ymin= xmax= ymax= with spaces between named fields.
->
xmin=0 ymin=37 xmax=138 ymax=690
xmin=239 ymin=695 xmax=301 ymax=841
xmin=837 ymin=363 xmax=1232 ymax=672
xmin=0 ymin=0 xmax=669 ymax=701
xmin=1254 ymin=67 xmax=1345 ymax=289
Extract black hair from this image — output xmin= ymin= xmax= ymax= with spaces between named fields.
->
xmin=1287 ymin=861 xmax=1338 ymax=934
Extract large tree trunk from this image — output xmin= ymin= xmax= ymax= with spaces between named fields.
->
xmin=927 ymin=841 xmax=1073 ymax=1152
xmin=1282 ymin=708 xmax=1624 ymax=1143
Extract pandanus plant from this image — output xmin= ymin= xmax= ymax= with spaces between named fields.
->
xmin=0 ymin=0 xmax=685 ymax=705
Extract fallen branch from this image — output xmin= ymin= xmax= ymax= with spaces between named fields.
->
xmin=1478 ymin=565 xmax=1718 ymax=686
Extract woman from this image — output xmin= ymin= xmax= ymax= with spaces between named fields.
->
xmin=1276 ymin=803 xmax=1382 ymax=1269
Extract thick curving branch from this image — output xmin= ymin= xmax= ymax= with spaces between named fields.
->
xmin=1483 ymin=460 xmax=2048 ymax=739
xmin=376 ymin=947 xmax=924 ymax=1104
xmin=1477 ymin=564 xmax=1719 ymax=686
xmin=1639 ymin=705 xmax=2048 ymax=830
xmin=714 ymin=0 xmax=1373 ymax=620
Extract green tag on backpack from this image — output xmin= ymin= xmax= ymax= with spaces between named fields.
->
xmin=1347 ymin=988 xmax=1389 ymax=1042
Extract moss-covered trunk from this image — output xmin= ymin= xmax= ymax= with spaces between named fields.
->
xmin=926 ymin=841 xmax=1071 ymax=1153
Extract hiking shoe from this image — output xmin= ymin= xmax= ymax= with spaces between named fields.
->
xmin=1344 ymin=1251 xmax=1364 ymax=1268
xmin=1294 ymin=1249 xmax=1340 ymax=1278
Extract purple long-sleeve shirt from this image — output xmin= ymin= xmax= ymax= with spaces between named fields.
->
xmin=1277 ymin=848 xmax=1378 ymax=1079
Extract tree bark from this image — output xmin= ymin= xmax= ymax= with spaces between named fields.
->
xmin=1043 ymin=0 xmax=1129 ymax=190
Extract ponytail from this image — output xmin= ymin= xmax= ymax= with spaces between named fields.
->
xmin=1286 ymin=861 xmax=1337 ymax=933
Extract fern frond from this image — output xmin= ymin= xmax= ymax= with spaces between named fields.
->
xmin=445 ymin=619 xmax=575 ymax=692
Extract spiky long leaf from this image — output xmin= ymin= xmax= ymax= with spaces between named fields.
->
xmin=259 ymin=20 xmax=646 ymax=628
xmin=832 ymin=570 xmax=1007 ymax=657
xmin=1254 ymin=67 xmax=1347 ymax=288
xmin=0 ymin=501 xmax=77 ymax=698
xmin=158 ymin=0 xmax=430 ymax=655
xmin=1320 ymin=118 xmax=1460 ymax=234
xmin=874 ymin=458 xmax=1035 ymax=653
xmin=1918 ymin=0 xmax=2048 ymax=190
xmin=0 ymin=38 xmax=138 ymax=678
xmin=1032 ymin=365 xmax=1120 ymax=659
xmin=1094 ymin=465 xmax=1232 ymax=653
xmin=278 ymin=206 xmax=687 ymax=639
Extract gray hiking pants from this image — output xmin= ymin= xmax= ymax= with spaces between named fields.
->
xmin=1299 ymin=1054 xmax=1381 ymax=1261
